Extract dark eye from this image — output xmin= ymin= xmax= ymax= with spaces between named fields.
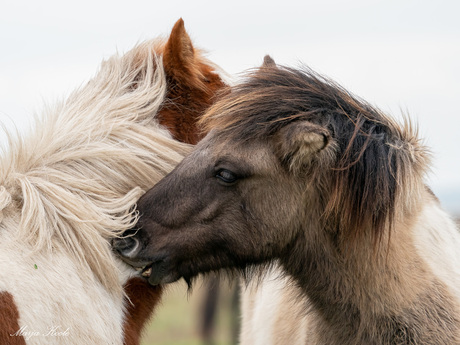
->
xmin=215 ymin=169 xmax=238 ymax=184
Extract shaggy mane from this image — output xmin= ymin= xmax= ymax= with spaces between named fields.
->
xmin=201 ymin=64 xmax=430 ymax=242
xmin=0 ymin=40 xmax=190 ymax=294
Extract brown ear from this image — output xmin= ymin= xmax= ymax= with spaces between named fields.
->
xmin=262 ymin=55 xmax=276 ymax=68
xmin=277 ymin=120 xmax=330 ymax=172
xmin=163 ymin=18 xmax=199 ymax=86
xmin=158 ymin=19 xmax=226 ymax=145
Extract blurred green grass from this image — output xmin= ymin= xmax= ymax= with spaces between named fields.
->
xmin=141 ymin=278 xmax=238 ymax=345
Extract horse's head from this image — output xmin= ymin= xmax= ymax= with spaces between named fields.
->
xmin=117 ymin=132 xmax=321 ymax=285
xmin=114 ymin=58 xmax=334 ymax=285
xmin=116 ymin=58 xmax=428 ymax=287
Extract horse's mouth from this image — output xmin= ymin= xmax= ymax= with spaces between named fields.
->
xmin=140 ymin=265 xmax=153 ymax=278
xmin=131 ymin=260 xmax=166 ymax=285
xmin=132 ymin=263 xmax=154 ymax=278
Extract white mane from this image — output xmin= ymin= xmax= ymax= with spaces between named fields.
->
xmin=0 ymin=40 xmax=190 ymax=294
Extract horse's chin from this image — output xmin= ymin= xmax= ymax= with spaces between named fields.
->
xmin=148 ymin=271 xmax=181 ymax=286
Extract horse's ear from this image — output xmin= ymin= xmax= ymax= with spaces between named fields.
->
xmin=163 ymin=18 xmax=199 ymax=86
xmin=262 ymin=55 xmax=276 ymax=68
xmin=158 ymin=18 xmax=226 ymax=145
xmin=276 ymin=120 xmax=330 ymax=172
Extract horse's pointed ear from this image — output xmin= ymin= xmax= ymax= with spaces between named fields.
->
xmin=276 ymin=120 xmax=330 ymax=172
xmin=163 ymin=18 xmax=197 ymax=84
xmin=262 ymin=55 xmax=276 ymax=67
xmin=158 ymin=18 xmax=226 ymax=145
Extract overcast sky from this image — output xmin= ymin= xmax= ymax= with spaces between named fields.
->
xmin=1 ymin=0 xmax=459 ymax=213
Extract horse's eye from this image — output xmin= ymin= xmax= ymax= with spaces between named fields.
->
xmin=215 ymin=169 xmax=238 ymax=184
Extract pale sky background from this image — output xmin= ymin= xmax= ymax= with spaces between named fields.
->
xmin=1 ymin=0 xmax=459 ymax=214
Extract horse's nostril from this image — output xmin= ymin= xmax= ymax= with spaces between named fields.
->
xmin=113 ymin=236 xmax=141 ymax=258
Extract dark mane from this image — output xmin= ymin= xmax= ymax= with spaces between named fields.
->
xmin=201 ymin=64 xmax=429 ymax=241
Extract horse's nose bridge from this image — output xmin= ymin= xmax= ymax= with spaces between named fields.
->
xmin=138 ymin=171 xmax=200 ymax=225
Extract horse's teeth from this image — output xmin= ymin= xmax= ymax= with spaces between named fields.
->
xmin=142 ymin=267 xmax=152 ymax=277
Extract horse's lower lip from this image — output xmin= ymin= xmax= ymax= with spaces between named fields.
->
xmin=141 ymin=265 xmax=153 ymax=277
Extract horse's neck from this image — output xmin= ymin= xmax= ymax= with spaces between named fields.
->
xmin=284 ymin=191 xmax=460 ymax=344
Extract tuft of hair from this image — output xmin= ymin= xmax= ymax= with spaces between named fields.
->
xmin=0 ymin=39 xmax=190 ymax=295
xmin=201 ymin=64 xmax=430 ymax=243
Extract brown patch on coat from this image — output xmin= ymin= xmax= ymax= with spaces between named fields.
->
xmin=0 ymin=292 xmax=26 ymax=345
xmin=122 ymin=278 xmax=163 ymax=345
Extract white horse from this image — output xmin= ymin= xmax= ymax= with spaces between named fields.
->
xmin=0 ymin=19 xmax=225 ymax=345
